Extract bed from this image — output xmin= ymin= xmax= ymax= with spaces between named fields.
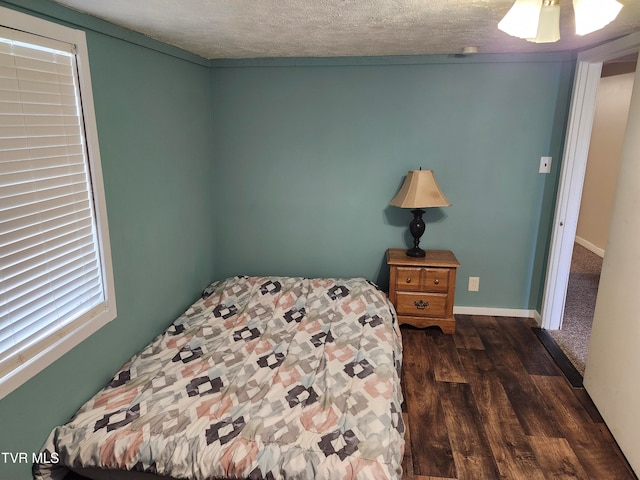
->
xmin=33 ymin=276 xmax=405 ymax=480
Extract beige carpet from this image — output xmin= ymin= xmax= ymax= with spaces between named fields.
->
xmin=548 ymin=243 xmax=603 ymax=376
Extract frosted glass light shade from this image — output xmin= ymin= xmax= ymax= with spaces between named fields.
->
xmin=498 ymin=0 xmax=543 ymax=39
xmin=574 ymin=0 xmax=623 ymax=35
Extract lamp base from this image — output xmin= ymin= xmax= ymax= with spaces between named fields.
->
xmin=407 ymin=208 xmax=426 ymax=258
xmin=406 ymin=246 xmax=426 ymax=258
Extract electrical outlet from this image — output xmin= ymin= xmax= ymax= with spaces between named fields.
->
xmin=468 ymin=276 xmax=480 ymax=292
xmin=539 ymin=156 xmax=552 ymax=174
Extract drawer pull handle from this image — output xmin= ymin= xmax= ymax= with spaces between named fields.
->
xmin=434 ymin=279 xmax=439 ymax=285
xmin=414 ymin=300 xmax=429 ymax=310
xmin=406 ymin=278 xmax=412 ymax=283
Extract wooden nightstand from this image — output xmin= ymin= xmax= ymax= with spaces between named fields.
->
xmin=387 ymin=248 xmax=460 ymax=334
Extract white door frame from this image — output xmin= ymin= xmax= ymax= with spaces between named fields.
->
xmin=541 ymin=32 xmax=640 ymax=330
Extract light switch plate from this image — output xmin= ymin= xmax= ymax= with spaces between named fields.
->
xmin=539 ymin=156 xmax=552 ymax=174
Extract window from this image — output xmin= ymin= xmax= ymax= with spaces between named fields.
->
xmin=0 ymin=7 xmax=116 ymax=399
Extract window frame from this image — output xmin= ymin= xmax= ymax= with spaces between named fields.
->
xmin=0 ymin=6 xmax=116 ymax=400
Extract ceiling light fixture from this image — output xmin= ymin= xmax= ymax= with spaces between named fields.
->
xmin=498 ymin=0 xmax=623 ymax=43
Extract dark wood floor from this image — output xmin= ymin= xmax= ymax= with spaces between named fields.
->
xmin=401 ymin=315 xmax=637 ymax=480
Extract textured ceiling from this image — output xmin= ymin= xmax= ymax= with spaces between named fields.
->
xmin=52 ymin=0 xmax=640 ymax=59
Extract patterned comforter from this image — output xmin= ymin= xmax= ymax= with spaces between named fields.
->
xmin=34 ymin=276 xmax=404 ymax=480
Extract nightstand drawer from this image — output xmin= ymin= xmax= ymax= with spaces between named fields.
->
xmin=424 ymin=268 xmax=449 ymax=292
xmin=396 ymin=267 xmax=422 ymax=291
xmin=395 ymin=267 xmax=449 ymax=292
xmin=395 ymin=292 xmax=448 ymax=317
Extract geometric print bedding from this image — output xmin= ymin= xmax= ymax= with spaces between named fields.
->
xmin=34 ymin=276 xmax=405 ymax=480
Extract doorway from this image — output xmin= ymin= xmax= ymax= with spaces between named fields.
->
xmin=547 ymin=55 xmax=637 ymax=376
xmin=541 ymin=32 xmax=640 ymax=336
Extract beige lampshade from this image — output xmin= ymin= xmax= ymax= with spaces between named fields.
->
xmin=390 ymin=170 xmax=451 ymax=208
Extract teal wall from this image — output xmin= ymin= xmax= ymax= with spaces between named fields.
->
xmin=529 ymin=60 xmax=575 ymax=311
xmin=210 ymin=57 xmax=573 ymax=309
xmin=0 ymin=2 xmax=215 ymax=479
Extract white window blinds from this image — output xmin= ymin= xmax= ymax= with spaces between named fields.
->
xmin=0 ymin=26 xmax=106 ymax=384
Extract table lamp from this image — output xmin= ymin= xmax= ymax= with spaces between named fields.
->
xmin=390 ymin=169 xmax=451 ymax=257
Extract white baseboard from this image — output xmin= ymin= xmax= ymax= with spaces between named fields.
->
xmin=453 ymin=306 xmax=538 ymax=318
xmin=532 ymin=310 xmax=542 ymax=326
xmin=575 ymin=235 xmax=605 ymax=258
